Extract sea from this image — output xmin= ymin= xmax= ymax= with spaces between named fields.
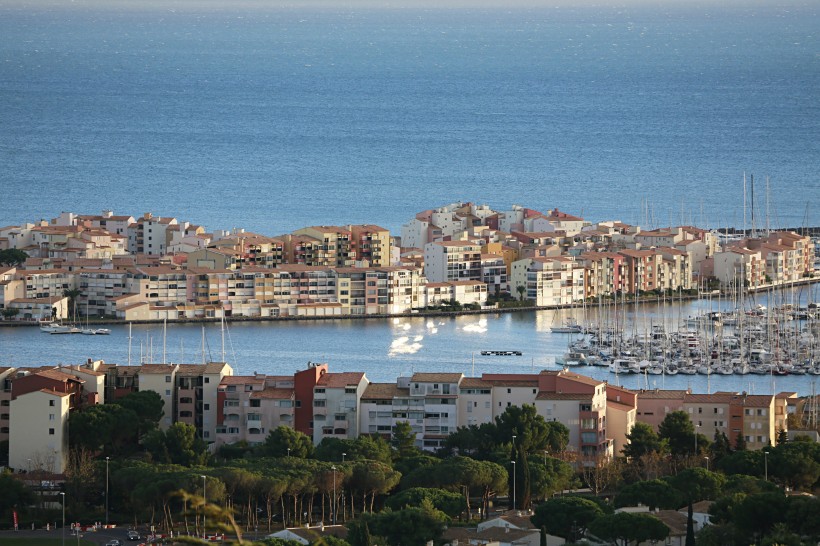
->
xmin=1 ymin=1 xmax=819 ymax=392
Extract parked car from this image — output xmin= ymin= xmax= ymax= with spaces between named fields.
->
xmin=127 ymin=531 xmax=141 ymax=541
xmin=106 ymin=540 xmax=122 ymax=546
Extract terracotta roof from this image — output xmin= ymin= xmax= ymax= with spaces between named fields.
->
xmin=483 ymin=379 xmax=539 ymax=388
xmin=653 ymin=510 xmax=688 ymax=536
xmin=535 ymin=392 xmax=593 ymax=400
xmin=139 ymin=364 xmax=178 ymax=374
xmin=220 ymin=376 xmax=265 ymax=386
xmin=250 ymin=388 xmax=294 ymax=400
xmin=410 ymin=372 xmax=464 ymax=383
xmin=361 ymin=383 xmax=408 ymax=400
xmin=65 ymin=365 xmax=105 ymax=377
xmin=459 ymin=377 xmax=492 ymax=388
xmin=205 ymin=362 xmax=230 ymax=374
xmin=684 ymin=393 xmax=734 ymax=404
xmin=637 ymin=389 xmax=690 ymax=400
xmin=317 ymin=372 xmax=366 ymax=388
xmin=36 ymin=368 xmax=84 ymax=383
xmin=36 ymin=388 xmax=73 ymax=398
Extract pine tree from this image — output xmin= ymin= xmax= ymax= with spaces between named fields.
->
xmin=734 ymin=431 xmax=747 ymax=451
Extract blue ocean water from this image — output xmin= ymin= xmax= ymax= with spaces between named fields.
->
xmin=0 ymin=3 xmax=818 ymax=234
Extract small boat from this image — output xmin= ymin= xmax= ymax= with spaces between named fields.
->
xmin=94 ymin=328 xmax=111 ymax=335
xmin=551 ymin=319 xmax=584 ymax=334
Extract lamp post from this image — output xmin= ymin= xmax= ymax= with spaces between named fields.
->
xmin=201 ymin=475 xmax=207 ymax=539
xmin=105 ymin=456 xmax=110 ymax=526
xmin=543 ymin=450 xmax=548 ymax=467
xmin=287 ymin=447 xmax=290 ymax=457
xmin=704 ymin=456 xmax=709 ymax=471
xmin=764 ymin=451 xmax=769 ymax=482
xmin=511 ymin=460 xmax=516 ymax=511
xmin=342 ymin=452 xmax=346 ymax=463
xmin=60 ymin=492 xmax=65 ymax=546
xmin=331 ymin=466 xmax=337 ymax=525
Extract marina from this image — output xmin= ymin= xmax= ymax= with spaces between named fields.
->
xmin=2 ymin=285 xmax=818 ymax=395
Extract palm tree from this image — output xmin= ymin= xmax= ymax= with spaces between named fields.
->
xmin=516 ymin=285 xmax=526 ymax=302
xmin=62 ymin=288 xmax=82 ymax=321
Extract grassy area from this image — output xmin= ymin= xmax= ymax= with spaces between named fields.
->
xmin=0 ymin=539 xmax=96 ymax=546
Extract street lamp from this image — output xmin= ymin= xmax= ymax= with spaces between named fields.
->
xmin=543 ymin=450 xmax=548 ymax=467
xmin=105 ymin=456 xmax=110 ymax=526
xmin=287 ymin=448 xmax=291 ymax=457
xmin=60 ymin=492 xmax=65 ymax=546
xmin=764 ymin=451 xmax=769 ymax=482
xmin=704 ymin=456 xmax=709 ymax=471
xmin=342 ymin=452 xmax=346 ymax=463
xmin=331 ymin=466 xmax=337 ymax=525
xmin=201 ymin=475 xmax=207 ymax=539
xmin=510 ymin=460 xmax=516 ymax=511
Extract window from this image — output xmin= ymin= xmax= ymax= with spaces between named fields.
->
xmin=49 ymin=428 xmax=55 ymax=435
xmin=250 ymin=399 xmax=260 ymax=408
xmin=227 ymin=385 xmax=236 ymax=392
xmin=205 ymin=377 xmax=210 ymax=383
xmin=507 ymin=388 xmax=511 ymax=394
xmin=165 ymin=375 xmax=171 ymax=383
xmin=49 ymin=400 xmax=55 ymax=407
xmin=49 ymin=414 xmax=55 ymax=421
xmin=204 ymin=404 xmax=210 ymax=410
xmin=165 ymin=390 xmax=171 ymax=396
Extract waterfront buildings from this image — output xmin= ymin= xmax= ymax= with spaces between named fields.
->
xmin=0 ymin=205 xmax=815 ymax=323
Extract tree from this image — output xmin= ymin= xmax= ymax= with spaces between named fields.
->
xmin=587 ymin=512 xmax=669 ymax=546
xmin=62 ymin=287 xmax=82 ymax=319
xmin=670 ymin=467 xmax=725 ymax=546
xmin=622 ymin=422 xmax=665 ymax=459
xmin=495 ymin=404 xmax=562 ymax=454
xmin=68 ymin=403 xmax=140 ymax=456
xmin=580 ymin=454 xmax=621 ymax=496
xmin=531 ymin=496 xmax=605 ymax=539
xmin=384 ymin=487 xmax=465 ymax=519
xmin=709 ymin=430 xmax=732 ymax=463
xmin=776 ymin=427 xmax=789 ymax=445
xmin=364 ymin=504 xmax=447 ymax=546
xmin=531 ymin=455 xmax=576 ymax=500
xmin=143 ymin=422 xmax=208 ymax=466
xmin=259 ymin=425 xmax=314 ymax=458
xmin=114 ymin=390 xmax=164 ymax=438
xmin=0 ymin=308 xmax=19 ymax=320
xmin=769 ymin=439 xmax=820 ymax=490
xmin=0 ymin=470 xmax=36 ymax=524
xmin=516 ymin=285 xmax=526 ymax=301
xmin=0 ymin=248 xmax=28 ymax=266
xmin=734 ymin=431 xmax=747 ymax=451
xmin=391 ymin=421 xmax=417 ymax=458
xmin=658 ymin=410 xmax=699 ymax=455
xmin=614 ymin=479 xmax=681 ymax=511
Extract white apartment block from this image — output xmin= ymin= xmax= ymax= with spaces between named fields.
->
xmin=312 ymin=372 xmax=368 ymax=444
xmin=511 ymin=257 xmax=585 ymax=307
xmin=9 ymin=389 xmax=70 ymax=474
xmin=424 ymin=241 xmax=483 ymax=283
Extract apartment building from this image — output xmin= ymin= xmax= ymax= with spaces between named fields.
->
xmin=312 ymin=372 xmax=368 ymax=444
xmin=0 ymin=367 xmax=15 ymax=443
xmin=424 ymin=280 xmax=488 ymax=307
xmin=8 ymin=368 xmax=89 ymax=474
xmin=636 ymin=389 xmax=791 ymax=450
xmin=423 ymin=240 xmax=483 ymax=283
xmin=480 ymin=254 xmax=508 ymax=294
xmin=578 ymin=252 xmax=626 ymax=297
xmin=618 ymin=249 xmax=664 ymax=293
xmin=348 ymin=225 xmax=391 ymax=267
xmin=122 ymin=361 xmax=232 ymax=442
xmin=510 ymin=257 xmax=585 ymax=307
xmin=293 ymin=226 xmax=355 ymax=267
xmin=216 ymin=375 xmax=296 ymax=446
xmin=128 ymin=213 xmax=178 ymax=255
xmin=713 ymin=246 xmax=766 ymax=288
